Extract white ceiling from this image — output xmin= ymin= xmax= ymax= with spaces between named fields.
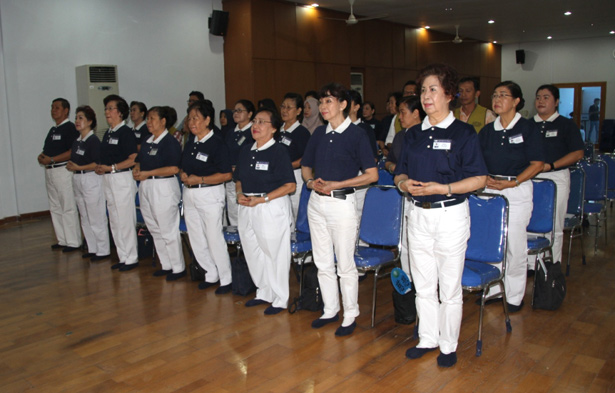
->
xmin=292 ymin=0 xmax=615 ymax=44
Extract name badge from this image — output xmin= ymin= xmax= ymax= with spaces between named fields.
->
xmin=255 ymin=161 xmax=269 ymax=171
xmin=196 ymin=152 xmax=209 ymax=162
xmin=108 ymin=138 xmax=119 ymax=145
xmin=509 ymin=134 xmax=524 ymax=144
xmin=135 ymin=132 xmax=141 ymax=138
xmin=148 ymin=148 xmax=158 ymax=156
xmin=52 ymin=134 xmax=62 ymax=141
xmin=433 ymin=139 xmax=452 ymax=150
xmin=281 ymin=136 xmax=292 ymax=146
xmin=237 ymin=136 xmax=246 ymax=146
xmin=545 ymin=130 xmax=558 ymax=138
xmin=76 ymin=148 xmax=85 ymax=156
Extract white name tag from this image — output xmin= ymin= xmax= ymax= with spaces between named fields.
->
xmin=545 ymin=130 xmax=558 ymax=138
xmin=135 ymin=132 xmax=141 ymax=138
xmin=108 ymin=138 xmax=119 ymax=145
xmin=433 ymin=139 xmax=452 ymax=150
xmin=281 ymin=136 xmax=292 ymax=146
xmin=255 ymin=161 xmax=269 ymax=171
xmin=52 ymin=134 xmax=62 ymax=141
xmin=196 ymin=152 xmax=209 ymax=162
xmin=509 ymin=134 xmax=524 ymax=144
xmin=148 ymin=148 xmax=158 ymax=156
xmin=76 ymin=148 xmax=85 ymax=156
xmin=237 ymin=136 xmax=246 ymax=146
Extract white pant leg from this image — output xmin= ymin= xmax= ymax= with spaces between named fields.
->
xmin=238 ymin=197 xmax=292 ymax=308
xmin=73 ymin=174 xmax=96 ymax=253
xmin=225 ymin=181 xmax=238 ymax=226
xmin=288 ymin=169 xmax=304 ymax=231
xmin=103 ymin=172 xmax=138 ymax=264
xmin=308 ymin=193 xmax=359 ymax=319
xmin=73 ymin=172 xmax=109 ymax=255
xmin=46 ymin=167 xmax=81 ymax=247
xmin=184 ymin=185 xmax=232 ymax=285
xmin=401 ymin=199 xmax=411 ymax=276
xmin=140 ymin=179 xmax=184 ymax=273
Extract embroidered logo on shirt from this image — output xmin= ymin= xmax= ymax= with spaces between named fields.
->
xmin=255 ymin=161 xmax=269 ymax=171
xmin=509 ymin=134 xmax=524 ymax=144
xmin=433 ymin=139 xmax=452 ymax=150
xmin=196 ymin=152 xmax=209 ymax=162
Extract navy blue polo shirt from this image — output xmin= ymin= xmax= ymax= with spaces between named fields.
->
xmin=301 ymin=118 xmax=376 ymax=181
xmin=387 ymin=128 xmax=407 ymax=165
xmin=533 ymin=113 xmax=584 ymax=166
xmin=480 ymin=113 xmax=544 ymax=176
xmin=133 ymin=122 xmax=151 ymax=144
xmin=70 ymin=132 xmax=101 ymax=166
xmin=234 ymin=138 xmax=295 ymax=194
xmin=99 ymin=122 xmax=138 ymax=165
xmin=277 ymin=121 xmax=311 ymax=162
xmin=181 ymin=132 xmax=232 ymax=178
xmin=358 ymin=121 xmax=378 ymax=159
xmin=42 ymin=120 xmax=79 ymax=159
xmin=137 ymin=131 xmax=181 ymax=171
xmin=395 ymin=112 xmax=488 ymax=202
xmin=225 ymin=123 xmax=254 ymax=166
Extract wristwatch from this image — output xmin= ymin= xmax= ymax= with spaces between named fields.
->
xmin=111 ymin=164 xmax=117 ymax=173
xmin=446 ymin=184 xmax=452 ymax=197
xmin=264 ymin=194 xmax=270 ymax=203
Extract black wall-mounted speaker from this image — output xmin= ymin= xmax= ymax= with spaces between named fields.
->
xmin=516 ymin=49 xmax=526 ymax=64
xmin=209 ymin=10 xmax=229 ymax=36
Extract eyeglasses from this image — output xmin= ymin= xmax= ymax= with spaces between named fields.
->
xmin=492 ymin=93 xmax=513 ymax=100
xmin=253 ymin=119 xmax=271 ymax=125
xmin=232 ymin=109 xmax=246 ymax=114
xmin=104 ymin=107 xmax=117 ymax=111
xmin=280 ymin=105 xmax=296 ymax=111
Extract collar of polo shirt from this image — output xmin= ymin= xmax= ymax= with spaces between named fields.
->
xmin=494 ymin=112 xmax=522 ymax=131
xmin=234 ymin=122 xmax=253 ymax=132
xmin=78 ymin=130 xmax=94 ymax=142
xmin=533 ymin=111 xmax=560 ymax=123
xmin=281 ymin=120 xmax=300 ymax=133
xmin=109 ymin=120 xmax=126 ymax=133
xmin=145 ymin=129 xmax=169 ymax=144
xmin=326 ymin=117 xmax=352 ymax=134
xmin=421 ymin=111 xmax=455 ymax=131
xmin=250 ymin=137 xmax=276 ymax=151
xmin=195 ymin=130 xmax=215 ymax=144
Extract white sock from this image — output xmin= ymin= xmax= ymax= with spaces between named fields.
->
xmin=342 ymin=317 xmax=355 ymax=327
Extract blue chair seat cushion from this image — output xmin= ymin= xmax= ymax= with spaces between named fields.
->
xmin=224 ymin=226 xmax=240 ymax=243
xmin=527 ymin=236 xmax=550 ymax=250
xmin=462 ymin=260 xmax=501 ymax=288
xmin=354 ymin=247 xmax=396 ymax=269
xmin=584 ymin=203 xmax=603 ymax=214
xmin=291 ymin=231 xmax=312 ymax=253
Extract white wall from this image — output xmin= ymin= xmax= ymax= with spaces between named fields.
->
xmin=501 ymin=36 xmax=615 ymax=118
xmin=0 ymin=0 xmax=226 ymax=219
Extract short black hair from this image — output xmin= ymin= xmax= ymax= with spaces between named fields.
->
xmin=189 ymin=91 xmax=205 ymax=101
xmin=494 ymin=81 xmax=525 ymax=111
xmin=188 ymin=100 xmax=215 ymax=130
xmin=459 ymin=76 xmax=480 ymax=91
xmin=319 ymin=83 xmax=350 ymax=117
xmin=235 ymin=99 xmax=256 ymax=117
xmin=254 ymin=107 xmax=283 ymax=131
xmin=347 ymin=89 xmax=363 ymax=107
xmin=283 ymin=92 xmax=304 ymax=122
xmin=535 ymin=84 xmax=559 ymax=101
xmin=52 ymin=98 xmax=70 ymax=111
xmin=148 ymin=106 xmax=177 ymax=129
xmin=75 ymin=105 xmax=97 ymax=130
xmin=103 ymin=94 xmax=129 ymax=120
xmin=398 ymin=96 xmax=426 ymax=122
xmin=304 ymin=90 xmax=319 ymax=100
xmin=130 ymin=101 xmax=148 ymax=115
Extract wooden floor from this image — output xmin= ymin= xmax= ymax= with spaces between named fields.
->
xmin=0 ymin=217 xmax=614 ymax=393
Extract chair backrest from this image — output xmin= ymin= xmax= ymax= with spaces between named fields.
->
xmin=567 ymin=167 xmax=585 ymax=216
xmin=295 ymin=183 xmax=312 ymax=234
xmin=584 ymin=143 xmax=595 ymax=161
xmin=377 ymin=168 xmax=395 ymax=186
xmin=527 ymin=178 xmax=556 ymax=234
xmin=598 ymin=154 xmax=615 ymax=191
xmin=579 ymin=160 xmax=607 ymax=201
xmin=466 ymin=194 xmax=508 ymax=263
xmin=358 ymin=186 xmax=403 ymax=247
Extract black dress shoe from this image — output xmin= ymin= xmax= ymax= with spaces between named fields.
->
xmin=166 ymin=270 xmax=186 ymax=281
xmin=406 ymin=346 xmax=438 ymax=359
xmin=90 ymin=254 xmax=110 ymax=262
xmin=311 ymin=315 xmax=339 ymax=328
xmin=153 ymin=269 xmax=172 ymax=277
xmin=245 ymin=298 xmax=269 ymax=307
xmin=62 ymin=246 xmax=80 ymax=253
xmin=264 ymin=306 xmax=285 ymax=315
xmin=215 ymin=284 xmax=232 ymax=294
xmin=82 ymin=253 xmax=95 ymax=258
xmin=119 ymin=262 xmax=139 ymax=271
xmin=51 ymin=243 xmax=64 ymax=250
xmin=507 ymin=300 xmax=524 ymax=313
xmin=198 ymin=281 xmax=219 ymax=290
xmin=111 ymin=262 xmax=125 ymax=270
xmin=335 ymin=322 xmax=357 ymax=336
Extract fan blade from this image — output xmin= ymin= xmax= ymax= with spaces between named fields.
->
xmin=356 ymin=14 xmax=388 ymax=22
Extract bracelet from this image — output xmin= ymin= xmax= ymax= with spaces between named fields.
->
xmin=111 ymin=164 xmax=117 ymax=173
xmin=396 ymin=180 xmax=406 ymax=192
xmin=549 ymin=162 xmax=556 ymax=171
xmin=515 ymin=179 xmax=520 ymax=187
xmin=306 ymin=179 xmax=314 ymax=187
xmin=264 ymin=194 xmax=270 ymax=203
xmin=50 ymin=157 xmax=55 ymax=165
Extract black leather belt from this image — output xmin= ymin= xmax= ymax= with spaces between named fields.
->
xmin=316 ymin=189 xmax=355 ymax=200
xmin=411 ymin=198 xmax=465 ymax=209
xmin=490 ymin=175 xmax=516 ymax=181
xmin=185 ymin=183 xmax=221 ymax=189
xmin=244 ymin=193 xmax=268 ymax=197
xmin=45 ymin=162 xmax=67 ymax=168
xmin=147 ymin=175 xmax=174 ymax=179
xmin=75 ymin=170 xmax=93 ymax=174
xmin=108 ymin=168 xmax=131 ymax=174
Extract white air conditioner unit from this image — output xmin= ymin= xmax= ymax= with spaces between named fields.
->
xmin=76 ymin=65 xmax=119 ymax=139
xmin=350 ymin=72 xmax=364 ymax=97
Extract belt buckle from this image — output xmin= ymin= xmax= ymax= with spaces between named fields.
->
xmin=331 ymin=190 xmax=346 ymax=200
xmin=421 ymin=202 xmax=431 ymax=209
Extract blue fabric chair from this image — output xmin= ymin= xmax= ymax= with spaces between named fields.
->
xmin=377 ymin=168 xmax=395 ymax=186
xmin=462 ymin=193 xmax=511 ymax=357
xmin=579 ymin=159 xmax=607 ymax=254
xmin=291 ymin=184 xmax=313 ymax=296
xmin=598 ymin=154 xmax=615 ymax=207
xmin=564 ymin=166 xmax=586 ymax=275
xmin=354 ymin=185 xmax=404 ymax=327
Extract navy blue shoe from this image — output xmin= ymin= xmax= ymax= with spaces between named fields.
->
xmin=335 ymin=322 xmax=356 ymax=336
xmin=437 ymin=351 xmax=457 ymax=367
xmin=245 ymin=298 xmax=269 ymax=307
xmin=62 ymin=246 xmax=80 ymax=253
xmin=90 ymin=254 xmax=110 ymax=262
xmin=311 ymin=314 xmax=339 ymax=328
xmin=153 ymin=269 xmax=172 ymax=277
xmin=264 ymin=306 xmax=285 ymax=315
xmin=166 ymin=270 xmax=186 ymax=281
xmin=111 ymin=262 xmax=124 ymax=270
xmin=215 ymin=284 xmax=232 ymax=294
xmin=119 ymin=262 xmax=139 ymax=272
xmin=198 ymin=280 xmax=219 ymax=290
xmin=406 ymin=346 xmax=438 ymax=359
xmin=82 ymin=253 xmax=95 ymax=258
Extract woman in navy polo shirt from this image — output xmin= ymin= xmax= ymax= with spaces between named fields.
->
xmin=66 ymin=106 xmax=110 ymax=262
xmin=234 ymin=108 xmax=296 ymax=315
xmin=96 ymin=94 xmax=139 ymax=271
xmin=394 ymin=64 xmax=487 ymax=367
xmin=181 ymin=100 xmax=233 ymax=293
xmin=278 ymin=92 xmax=311 ymax=228
xmin=479 ymin=81 xmax=544 ymax=312
xmin=301 ymin=83 xmax=378 ymax=337
xmin=133 ymin=106 xmax=185 ymax=281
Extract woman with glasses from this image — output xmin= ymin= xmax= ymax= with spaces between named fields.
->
xmin=479 ymin=81 xmax=544 ymax=312
xmin=301 ymin=83 xmax=378 ymax=337
xmin=95 ymin=94 xmax=139 ymax=271
xmin=234 ymin=108 xmax=296 ymax=314
xmin=224 ymin=100 xmax=255 ymax=226
xmin=278 ymin=92 xmax=311 ymax=227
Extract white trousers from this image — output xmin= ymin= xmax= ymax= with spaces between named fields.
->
xmin=288 ymin=168 xmax=304 ymax=231
xmin=408 ymin=201 xmax=469 ymax=354
xmin=238 ymin=196 xmax=292 ymax=308
xmin=308 ymin=193 xmax=359 ymax=319
xmin=45 ymin=166 xmax=81 ymax=247
xmin=401 ymin=199 xmax=411 ymax=276
xmin=487 ymin=181 xmax=533 ymax=306
xmin=528 ymin=170 xmax=569 ymax=266
xmin=139 ymin=178 xmax=185 ymax=273
xmin=103 ymin=171 xmax=138 ymax=265
xmin=73 ymin=172 xmax=109 ymax=256
xmin=183 ymin=185 xmax=232 ymax=285
xmin=225 ymin=181 xmax=238 ymax=226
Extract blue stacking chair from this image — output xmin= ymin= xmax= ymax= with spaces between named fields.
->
xmin=377 ymin=168 xmax=395 ymax=186
xmin=527 ymin=178 xmax=557 ymax=306
xmin=564 ymin=166 xmax=586 ymax=275
xmin=462 ymin=193 xmax=511 ymax=357
xmin=598 ymin=154 xmax=615 ymax=208
xmin=354 ymin=185 xmax=404 ymax=327
xmin=291 ymin=184 xmax=313 ymax=296
xmin=579 ymin=159 xmax=607 ymax=254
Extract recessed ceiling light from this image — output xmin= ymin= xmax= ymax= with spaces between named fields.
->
xmin=493 ymin=40 xmax=497 ymax=44
xmin=547 ymin=36 xmax=553 ymax=39
xmin=564 ymin=11 xmax=572 ymax=16
xmin=610 ymin=31 xmax=615 ymax=34
xmin=425 ymin=26 xmax=430 ymax=29
xmin=488 ymin=20 xmax=495 ymax=24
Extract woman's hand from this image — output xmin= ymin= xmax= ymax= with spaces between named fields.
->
xmin=405 ymin=181 xmax=447 ymax=196
xmin=311 ymin=178 xmax=341 ymax=194
xmin=486 ymin=177 xmax=515 ymax=191
xmin=133 ymin=169 xmax=148 ymax=182
xmin=183 ymin=174 xmax=202 ymax=186
xmin=66 ymin=161 xmax=77 ymax=171
xmin=95 ymin=164 xmax=109 ymax=175
xmin=237 ymin=192 xmax=251 ymax=206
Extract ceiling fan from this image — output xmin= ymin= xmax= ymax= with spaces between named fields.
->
xmin=430 ymin=25 xmax=478 ymax=44
xmin=321 ymin=0 xmax=388 ymax=26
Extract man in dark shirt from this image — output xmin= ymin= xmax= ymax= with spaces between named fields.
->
xmin=588 ymin=98 xmax=600 ymax=143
